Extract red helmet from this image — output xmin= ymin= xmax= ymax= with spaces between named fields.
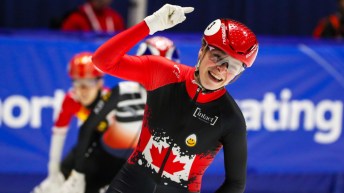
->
xmin=68 ymin=52 xmax=104 ymax=79
xmin=203 ymin=19 xmax=258 ymax=67
xmin=136 ymin=36 xmax=180 ymax=62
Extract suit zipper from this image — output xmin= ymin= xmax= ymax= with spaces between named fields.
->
xmin=192 ymin=87 xmax=201 ymax=102
xmin=157 ymin=87 xmax=201 ymax=183
xmin=157 ymin=147 xmax=172 ymax=178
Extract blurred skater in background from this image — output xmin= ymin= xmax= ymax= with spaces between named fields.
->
xmin=31 ymin=51 xmax=130 ymax=193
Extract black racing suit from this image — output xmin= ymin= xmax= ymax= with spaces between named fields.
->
xmin=93 ymin=21 xmax=247 ymax=193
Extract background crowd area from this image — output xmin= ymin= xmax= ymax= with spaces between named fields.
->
xmin=0 ymin=0 xmax=341 ymax=37
xmin=1 ymin=0 xmax=344 ymax=193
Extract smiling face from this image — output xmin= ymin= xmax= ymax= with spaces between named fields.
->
xmin=185 ymin=134 xmax=197 ymax=147
xmin=196 ymin=45 xmax=244 ymax=90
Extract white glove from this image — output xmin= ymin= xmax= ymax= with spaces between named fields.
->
xmin=59 ymin=170 xmax=86 ymax=193
xmin=144 ymin=4 xmax=194 ymax=35
xmin=31 ymin=172 xmax=65 ymax=193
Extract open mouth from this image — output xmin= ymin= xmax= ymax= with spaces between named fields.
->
xmin=208 ymin=71 xmax=223 ymax=82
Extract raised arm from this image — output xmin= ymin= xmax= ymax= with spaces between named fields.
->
xmin=92 ymin=4 xmax=194 ymax=85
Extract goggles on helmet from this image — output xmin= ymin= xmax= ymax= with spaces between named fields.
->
xmin=72 ymin=78 xmax=100 ymax=88
xmin=208 ymin=46 xmax=245 ymax=76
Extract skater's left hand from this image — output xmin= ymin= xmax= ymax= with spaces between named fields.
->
xmin=31 ymin=172 xmax=65 ymax=193
xmin=59 ymin=170 xmax=86 ymax=193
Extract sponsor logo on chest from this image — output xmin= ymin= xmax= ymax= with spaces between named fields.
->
xmin=193 ymin=107 xmax=218 ymax=126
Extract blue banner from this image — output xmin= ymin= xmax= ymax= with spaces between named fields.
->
xmin=0 ymin=32 xmax=343 ymax=192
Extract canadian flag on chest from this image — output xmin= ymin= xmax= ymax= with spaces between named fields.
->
xmin=141 ymin=135 xmax=196 ymax=183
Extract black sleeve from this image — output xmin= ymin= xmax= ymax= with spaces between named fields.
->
xmin=215 ymin=122 xmax=247 ymax=193
xmin=74 ymin=86 xmax=120 ymax=172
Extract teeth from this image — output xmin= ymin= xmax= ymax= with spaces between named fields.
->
xmin=210 ymin=71 xmax=222 ymax=81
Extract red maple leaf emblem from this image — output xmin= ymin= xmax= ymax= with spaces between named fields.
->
xmin=150 ymin=145 xmax=185 ymax=175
